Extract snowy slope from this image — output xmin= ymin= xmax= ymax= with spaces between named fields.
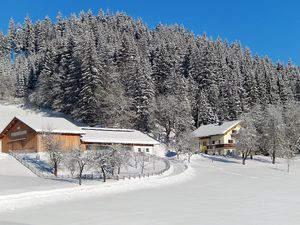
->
xmin=1 ymin=155 xmax=300 ymax=225
xmin=0 ymin=154 xmax=76 ymax=195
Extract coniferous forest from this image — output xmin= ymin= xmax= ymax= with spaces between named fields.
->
xmin=0 ymin=10 xmax=299 ymax=140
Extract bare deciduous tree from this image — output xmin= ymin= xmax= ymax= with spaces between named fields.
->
xmin=92 ymin=150 xmax=112 ymax=182
xmin=110 ymin=144 xmax=131 ymax=175
xmin=235 ymin=116 xmax=258 ymax=165
xmin=175 ymin=131 xmax=198 ymax=163
xmin=134 ymin=152 xmax=150 ymax=174
xmin=68 ymin=149 xmax=93 ymax=185
xmin=41 ymin=127 xmax=63 ymax=176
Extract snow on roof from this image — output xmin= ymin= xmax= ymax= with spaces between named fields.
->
xmin=191 ymin=120 xmax=240 ymax=138
xmin=11 ymin=115 xmax=85 ymax=134
xmin=0 ymin=104 xmax=35 ymax=132
xmin=0 ymin=103 xmax=85 ymax=134
xmin=81 ymin=127 xmax=160 ymax=145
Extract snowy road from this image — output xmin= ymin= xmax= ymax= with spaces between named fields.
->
xmin=1 ymin=155 xmax=300 ymax=225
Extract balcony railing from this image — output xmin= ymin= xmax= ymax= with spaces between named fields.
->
xmin=206 ymin=143 xmax=236 ymax=149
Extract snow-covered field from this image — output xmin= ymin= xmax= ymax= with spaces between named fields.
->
xmin=1 ymin=154 xmax=300 ymax=225
xmin=0 ymin=154 xmax=76 ymax=195
xmin=0 ymin=153 xmax=169 ymax=196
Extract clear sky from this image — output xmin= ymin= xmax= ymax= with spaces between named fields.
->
xmin=0 ymin=0 xmax=300 ymax=65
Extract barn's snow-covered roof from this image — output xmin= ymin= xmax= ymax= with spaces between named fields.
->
xmin=11 ymin=115 xmax=85 ymax=134
xmin=81 ymin=127 xmax=160 ymax=145
xmin=192 ymin=120 xmax=240 ymax=138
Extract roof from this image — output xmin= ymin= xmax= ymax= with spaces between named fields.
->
xmin=1 ymin=116 xmax=85 ymax=135
xmin=81 ymin=127 xmax=160 ymax=145
xmin=191 ymin=120 xmax=240 ymax=138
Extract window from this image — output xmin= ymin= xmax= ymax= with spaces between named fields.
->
xmin=232 ymin=130 xmax=237 ymax=134
xmin=228 ymin=139 xmax=234 ymax=144
xmin=218 ymin=140 xmax=221 ymax=144
xmin=138 ymin=148 xmax=142 ymax=152
xmin=212 ymin=141 xmax=215 ymax=144
xmin=203 ymin=141 xmax=207 ymax=146
xmin=87 ymin=145 xmax=93 ymax=150
xmin=11 ymin=130 xmax=27 ymax=139
xmin=146 ymin=148 xmax=149 ymax=152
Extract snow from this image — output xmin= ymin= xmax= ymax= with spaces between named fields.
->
xmin=0 ymin=158 xmax=188 ymax=213
xmin=1 ymin=155 xmax=300 ymax=225
xmin=0 ymin=154 xmax=76 ymax=195
xmin=81 ymin=127 xmax=160 ymax=145
xmin=19 ymin=152 xmax=167 ymax=177
xmin=192 ymin=120 xmax=240 ymax=137
xmin=0 ymin=103 xmax=84 ymax=134
xmin=13 ymin=115 xmax=85 ymax=134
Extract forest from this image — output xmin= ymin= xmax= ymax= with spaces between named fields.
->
xmin=0 ymin=10 xmax=299 ymax=143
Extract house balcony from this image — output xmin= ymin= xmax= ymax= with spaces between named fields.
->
xmin=206 ymin=143 xmax=236 ymax=149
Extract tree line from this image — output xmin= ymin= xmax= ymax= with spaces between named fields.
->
xmin=235 ymin=103 xmax=300 ymax=168
xmin=0 ymin=10 xmax=299 ymax=144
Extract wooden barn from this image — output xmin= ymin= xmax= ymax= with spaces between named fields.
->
xmin=0 ymin=116 xmax=85 ymax=153
xmin=0 ymin=115 xmax=163 ymax=156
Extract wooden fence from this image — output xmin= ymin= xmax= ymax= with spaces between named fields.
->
xmin=9 ymin=151 xmax=171 ymax=182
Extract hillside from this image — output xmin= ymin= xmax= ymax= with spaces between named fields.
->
xmin=0 ymin=154 xmax=75 ymax=195
xmin=0 ymin=11 xmax=299 ymax=137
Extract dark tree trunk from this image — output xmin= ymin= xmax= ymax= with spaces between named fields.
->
xmin=101 ymin=166 xmax=106 ymax=182
xmin=242 ymin=157 xmax=246 ymax=165
xmin=54 ymin=161 xmax=58 ymax=177
xmin=272 ymin=151 xmax=276 ymax=164
xmin=78 ymin=166 xmax=84 ymax=186
xmin=118 ymin=167 xmax=121 ymax=174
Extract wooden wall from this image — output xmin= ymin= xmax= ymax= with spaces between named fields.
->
xmin=1 ymin=118 xmax=82 ymax=153
xmin=1 ymin=119 xmax=38 ymax=153
xmin=36 ymin=133 xmax=82 ymax=152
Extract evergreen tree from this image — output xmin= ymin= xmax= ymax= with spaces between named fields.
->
xmin=72 ymin=36 xmax=102 ymax=125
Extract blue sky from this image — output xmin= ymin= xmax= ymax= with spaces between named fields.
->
xmin=1 ymin=0 xmax=300 ymax=65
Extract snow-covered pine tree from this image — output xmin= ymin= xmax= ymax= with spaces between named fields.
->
xmin=196 ymin=90 xmax=217 ymax=126
xmin=71 ymin=34 xmax=103 ymax=125
xmin=22 ymin=16 xmax=35 ymax=56
xmin=34 ymin=45 xmax=57 ymax=107
xmin=128 ymin=57 xmax=155 ymax=132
